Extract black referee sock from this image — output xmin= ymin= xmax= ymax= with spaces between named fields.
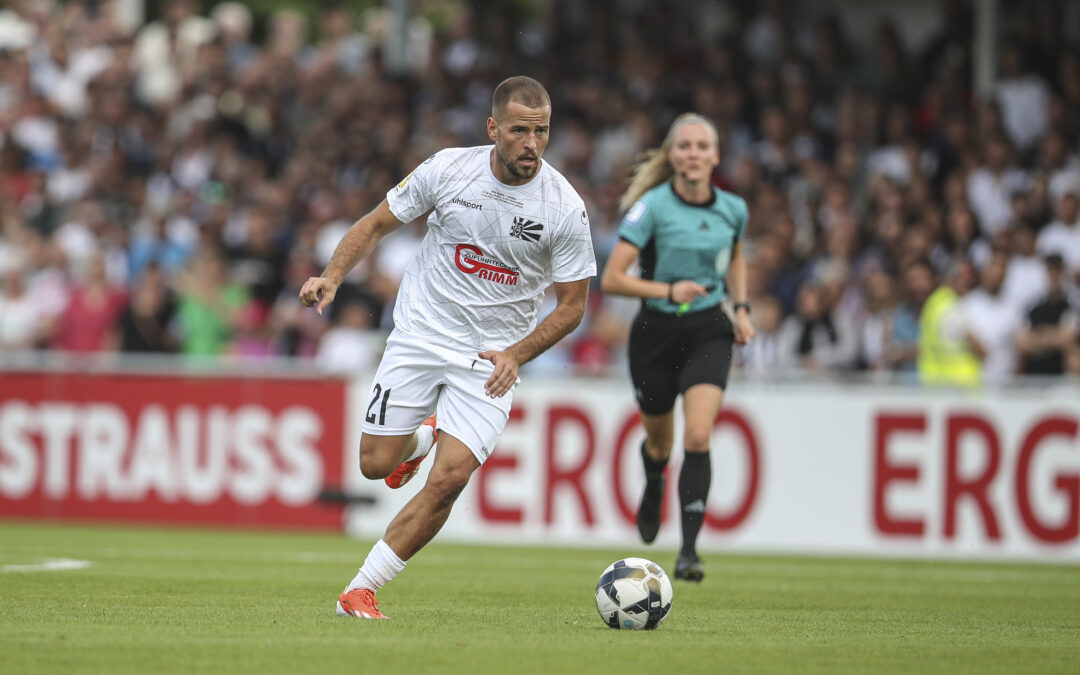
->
xmin=641 ymin=441 xmax=668 ymax=482
xmin=679 ymin=452 xmax=712 ymax=557
xmin=637 ymin=442 xmax=668 ymax=544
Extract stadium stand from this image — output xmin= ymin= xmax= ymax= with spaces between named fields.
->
xmin=0 ymin=0 xmax=1077 ymax=381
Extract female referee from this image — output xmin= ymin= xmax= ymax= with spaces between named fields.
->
xmin=600 ymin=113 xmax=755 ymax=582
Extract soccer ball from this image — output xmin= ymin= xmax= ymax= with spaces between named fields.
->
xmin=594 ymin=557 xmax=673 ymax=630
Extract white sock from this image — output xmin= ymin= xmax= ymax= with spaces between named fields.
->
xmin=404 ymin=422 xmax=435 ymax=462
xmin=347 ymin=539 xmax=406 ymax=593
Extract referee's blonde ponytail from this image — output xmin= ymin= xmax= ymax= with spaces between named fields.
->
xmin=618 ymin=113 xmax=720 ymax=213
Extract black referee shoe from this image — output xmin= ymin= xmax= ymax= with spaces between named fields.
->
xmin=636 ymin=476 xmax=664 ymax=544
xmin=674 ymin=552 xmax=704 ymax=582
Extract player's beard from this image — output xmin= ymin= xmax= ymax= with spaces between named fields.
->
xmin=496 ymin=143 xmax=539 ymax=180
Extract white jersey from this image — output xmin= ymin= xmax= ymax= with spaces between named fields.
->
xmin=385 ymin=145 xmax=596 ymax=353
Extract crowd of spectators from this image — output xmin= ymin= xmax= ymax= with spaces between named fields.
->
xmin=1 ymin=0 xmax=1079 ymax=383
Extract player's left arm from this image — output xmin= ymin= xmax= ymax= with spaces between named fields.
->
xmin=478 ymin=278 xmax=589 ymax=398
xmin=727 ymin=240 xmax=755 ymax=345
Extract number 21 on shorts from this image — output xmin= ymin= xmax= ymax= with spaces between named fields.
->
xmin=366 ymin=383 xmax=391 ymax=425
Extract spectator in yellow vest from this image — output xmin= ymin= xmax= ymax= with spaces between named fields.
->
xmin=918 ymin=258 xmax=985 ymax=386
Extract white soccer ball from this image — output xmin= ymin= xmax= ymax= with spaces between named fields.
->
xmin=594 ymin=557 xmax=673 ymax=630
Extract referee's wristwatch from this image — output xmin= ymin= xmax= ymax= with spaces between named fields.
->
xmin=733 ymin=302 xmax=751 ymax=315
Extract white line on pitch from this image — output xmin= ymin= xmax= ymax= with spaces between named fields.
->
xmin=1 ymin=558 xmax=93 ymax=573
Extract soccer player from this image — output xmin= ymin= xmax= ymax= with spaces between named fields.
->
xmin=299 ymin=76 xmax=596 ymax=619
xmin=600 ymin=113 xmax=755 ymax=582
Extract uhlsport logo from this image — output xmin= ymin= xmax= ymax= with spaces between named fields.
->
xmin=452 ymin=196 xmax=483 ymax=210
xmin=455 ymin=244 xmax=520 ymax=285
xmin=509 ymin=216 xmax=543 ymax=242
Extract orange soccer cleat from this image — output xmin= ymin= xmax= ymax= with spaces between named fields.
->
xmin=384 ymin=415 xmax=438 ymax=489
xmin=336 ymin=588 xmax=388 ymax=619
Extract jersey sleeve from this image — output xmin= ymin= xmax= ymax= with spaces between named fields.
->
xmin=551 ymin=205 xmax=598 ymax=283
xmin=617 ymin=198 xmax=657 ymax=250
xmin=733 ymin=196 xmax=749 ymax=241
xmin=385 ymin=153 xmax=441 ymax=223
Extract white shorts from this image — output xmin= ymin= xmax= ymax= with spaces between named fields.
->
xmin=360 ymin=330 xmax=516 ymax=464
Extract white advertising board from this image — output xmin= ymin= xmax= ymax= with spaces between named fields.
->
xmin=344 ymin=378 xmax=1080 ymax=561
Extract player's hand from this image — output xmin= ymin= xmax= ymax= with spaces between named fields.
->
xmin=298 ymin=277 xmax=338 ymax=315
xmin=670 ymin=280 xmax=708 ymax=304
xmin=734 ymin=312 xmax=755 ymax=345
xmin=477 ymin=349 xmax=520 ymax=398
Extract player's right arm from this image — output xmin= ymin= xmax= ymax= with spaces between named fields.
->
xmin=298 ymin=199 xmax=404 ymax=315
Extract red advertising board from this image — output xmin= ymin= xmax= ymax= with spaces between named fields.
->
xmin=0 ymin=371 xmax=348 ymax=529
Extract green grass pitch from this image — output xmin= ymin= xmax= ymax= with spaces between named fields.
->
xmin=1 ymin=522 xmax=1078 ymax=674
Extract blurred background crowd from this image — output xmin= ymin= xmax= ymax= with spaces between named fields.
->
xmin=1 ymin=0 xmax=1079 ymax=383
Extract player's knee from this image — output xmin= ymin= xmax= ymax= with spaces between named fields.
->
xmin=426 ymin=467 xmax=471 ymax=507
xmin=359 ymin=453 xmax=393 ymax=480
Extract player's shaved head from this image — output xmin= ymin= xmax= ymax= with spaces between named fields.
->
xmin=492 ymin=76 xmax=550 ymax=119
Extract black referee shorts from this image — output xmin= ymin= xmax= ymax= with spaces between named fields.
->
xmin=628 ymin=305 xmax=735 ymax=415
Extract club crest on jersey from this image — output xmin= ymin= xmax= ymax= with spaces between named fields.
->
xmin=455 ymin=244 xmax=520 ymax=285
xmin=509 ymin=216 xmax=543 ymax=242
